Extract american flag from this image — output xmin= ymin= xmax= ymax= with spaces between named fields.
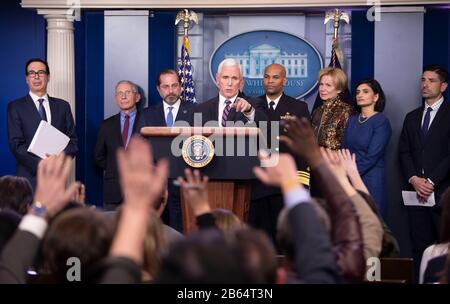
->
xmin=178 ymin=36 xmax=196 ymax=103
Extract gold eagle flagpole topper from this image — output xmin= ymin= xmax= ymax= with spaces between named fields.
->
xmin=324 ymin=9 xmax=350 ymax=68
xmin=175 ymin=9 xmax=199 ymax=37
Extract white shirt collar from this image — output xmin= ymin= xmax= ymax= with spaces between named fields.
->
xmin=425 ymin=96 xmax=444 ymax=112
xmin=219 ymin=94 xmax=238 ymax=105
xmin=266 ymin=94 xmax=283 ymax=109
xmin=29 ymin=91 xmax=49 ymax=103
xmin=163 ymin=99 xmax=181 ymax=112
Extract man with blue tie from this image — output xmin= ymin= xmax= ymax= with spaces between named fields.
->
xmin=399 ymin=64 xmax=450 ymax=280
xmin=95 ymin=80 xmax=144 ymax=211
xmin=142 ymin=69 xmax=194 ymax=232
xmin=143 ymin=69 xmax=194 ymax=127
xmin=7 ymin=58 xmax=78 ymax=189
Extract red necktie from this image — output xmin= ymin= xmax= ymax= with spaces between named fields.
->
xmin=122 ymin=114 xmax=130 ymax=147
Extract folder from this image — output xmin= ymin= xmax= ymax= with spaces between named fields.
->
xmin=27 ymin=121 xmax=70 ymax=159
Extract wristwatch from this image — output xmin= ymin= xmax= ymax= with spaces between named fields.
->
xmin=30 ymin=201 xmax=48 ymax=218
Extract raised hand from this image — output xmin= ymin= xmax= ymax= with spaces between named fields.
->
xmin=320 ymin=147 xmax=348 ymax=182
xmin=117 ymin=135 xmax=169 ymax=211
xmin=337 ymin=149 xmax=359 ymax=176
xmin=177 ymin=168 xmax=210 ymax=216
xmin=253 ymin=152 xmax=300 ymax=192
xmin=279 ymin=117 xmax=323 ymax=168
xmin=34 ymin=153 xmax=80 ymax=218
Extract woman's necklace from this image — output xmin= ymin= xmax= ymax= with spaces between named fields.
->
xmin=358 ymin=112 xmax=376 ymax=124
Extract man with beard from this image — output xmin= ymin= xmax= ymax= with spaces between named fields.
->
xmin=7 ymin=58 xmax=78 ymax=189
xmin=95 ymin=80 xmax=144 ymax=211
xmin=142 ymin=69 xmax=194 ymax=232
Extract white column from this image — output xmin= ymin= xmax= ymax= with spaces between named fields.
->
xmin=38 ymin=9 xmax=77 ymax=182
xmin=38 ymin=9 xmax=76 ymax=117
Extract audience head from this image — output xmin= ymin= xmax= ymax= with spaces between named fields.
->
xmin=355 ymin=79 xmax=386 ymax=113
xmin=0 ymin=175 xmax=33 ymax=215
xmin=42 ymin=208 xmax=114 ymax=282
xmin=0 ymin=210 xmax=22 ymax=252
xmin=216 ymin=58 xmax=243 ymax=99
xmin=318 ymin=67 xmax=348 ymax=101
xmin=211 ymin=208 xmax=245 ymax=231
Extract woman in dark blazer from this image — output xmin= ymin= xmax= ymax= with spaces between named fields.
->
xmin=342 ymin=79 xmax=392 ymax=217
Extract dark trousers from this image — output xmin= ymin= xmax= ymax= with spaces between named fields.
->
xmin=407 ymin=206 xmax=441 ymax=282
xmin=249 ymin=194 xmax=284 ymax=246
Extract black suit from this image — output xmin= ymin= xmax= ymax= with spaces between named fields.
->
xmin=95 ymin=111 xmax=144 ymax=207
xmin=399 ymin=100 xmax=450 ymax=279
xmin=142 ymin=100 xmax=195 ymax=232
xmin=7 ymin=95 xmax=78 ymax=189
xmin=194 ymin=95 xmax=267 ymax=126
xmin=249 ymin=94 xmax=310 ymax=241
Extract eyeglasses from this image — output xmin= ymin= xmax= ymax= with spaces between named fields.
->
xmin=115 ymin=90 xmax=135 ymax=97
xmin=27 ymin=70 xmax=48 ymax=78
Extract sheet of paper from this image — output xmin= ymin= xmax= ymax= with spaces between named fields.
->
xmin=27 ymin=121 xmax=70 ymax=159
xmin=402 ymin=191 xmax=435 ymax=207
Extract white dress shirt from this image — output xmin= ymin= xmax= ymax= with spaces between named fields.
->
xmin=421 ymin=96 xmax=444 ymax=128
xmin=218 ymin=94 xmax=255 ymax=125
xmin=29 ymin=91 xmax=52 ymax=125
xmin=163 ymin=99 xmax=180 ymax=125
xmin=266 ymin=94 xmax=282 ymax=110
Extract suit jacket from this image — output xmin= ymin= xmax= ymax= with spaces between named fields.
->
xmin=7 ymin=95 xmax=78 ymax=188
xmin=194 ymin=95 xmax=267 ymax=127
xmin=95 ymin=111 xmax=144 ymax=205
xmin=399 ymin=101 xmax=450 ymax=203
xmin=142 ymin=100 xmax=195 ymax=127
xmin=252 ymin=94 xmax=310 ymax=200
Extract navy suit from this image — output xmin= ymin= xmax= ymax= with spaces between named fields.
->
xmin=7 ymin=95 xmax=78 ymax=188
xmin=194 ymin=95 xmax=267 ymax=126
xmin=249 ymin=93 xmax=310 ymax=241
xmin=142 ymin=100 xmax=195 ymax=232
xmin=399 ymin=100 xmax=450 ymax=279
xmin=95 ymin=111 xmax=145 ymax=207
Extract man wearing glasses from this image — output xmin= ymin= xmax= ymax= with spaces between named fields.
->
xmin=95 ymin=80 xmax=144 ymax=211
xmin=7 ymin=58 xmax=78 ymax=189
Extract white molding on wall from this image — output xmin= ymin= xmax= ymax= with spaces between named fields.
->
xmin=21 ymin=0 xmax=450 ymax=9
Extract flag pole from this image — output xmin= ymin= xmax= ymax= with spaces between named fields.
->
xmin=175 ymin=9 xmax=198 ymax=103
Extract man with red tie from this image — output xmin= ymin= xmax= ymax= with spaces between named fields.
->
xmin=95 ymin=80 xmax=144 ymax=211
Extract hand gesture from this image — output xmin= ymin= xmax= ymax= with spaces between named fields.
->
xmin=34 ymin=153 xmax=80 ymax=218
xmin=232 ymin=97 xmax=253 ymax=113
xmin=117 ymin=136 xmax=169 ymax=211
xmin=253 ymin=152 xmax=299 ymax=189
xmin=177 ymin=169 xmax=210 ymax=216
xmin=337 ymin=149 xmax=359 ymax=177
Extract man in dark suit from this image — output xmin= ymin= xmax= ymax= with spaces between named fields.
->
xmin=7 ymin=58 xmax=78 ymax=189
xmin=399 ymin=64 xmax=450 ymax=279
xmin=95 ymin=80 xmax=144 ymax=211
xmin=249 ymin=63 xmax=310 ymax=242
xmin=143 ymin=69 xmax=194 ymax=127
xmin=142 ymin=69 xmax=194 ymax=232
xmin=195 ymin=58 xmax=266 ymax=126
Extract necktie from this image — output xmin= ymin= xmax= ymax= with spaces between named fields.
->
xmin=166 ymin=106 xmax=174 ymax=127
xmin=421 ymin=107 xmax=433 ymax=137
xmin=38 ymin=98 xmax=47 ymax=121
xmin=221 ymin=100 xmax=232 ymax=127
xmin=269 ymin=100 xmax=275 ymax=111
xmin=122 ymin=114 xmax=130 ymax=147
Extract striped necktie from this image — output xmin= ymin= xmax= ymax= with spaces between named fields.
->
xmin=221 ymin=100 xmax=232 ymax=127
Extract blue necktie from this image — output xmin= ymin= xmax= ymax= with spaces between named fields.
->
xmin=421 ymin=107 xmax=433 ymax=137
xmin=166 ymin=106 xmax=174 ymax=127
xmin=38 ymin=98 xmax=47 ymax=122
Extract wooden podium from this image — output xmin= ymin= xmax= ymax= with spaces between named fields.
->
xmin=141 ymin=127 xmax=260 ymax=233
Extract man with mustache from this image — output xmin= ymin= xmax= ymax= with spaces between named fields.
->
xmin=7 ymin=58 xmax=78 ymax=189
xmin=142 ymin=69 xmax=194 ymax=232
